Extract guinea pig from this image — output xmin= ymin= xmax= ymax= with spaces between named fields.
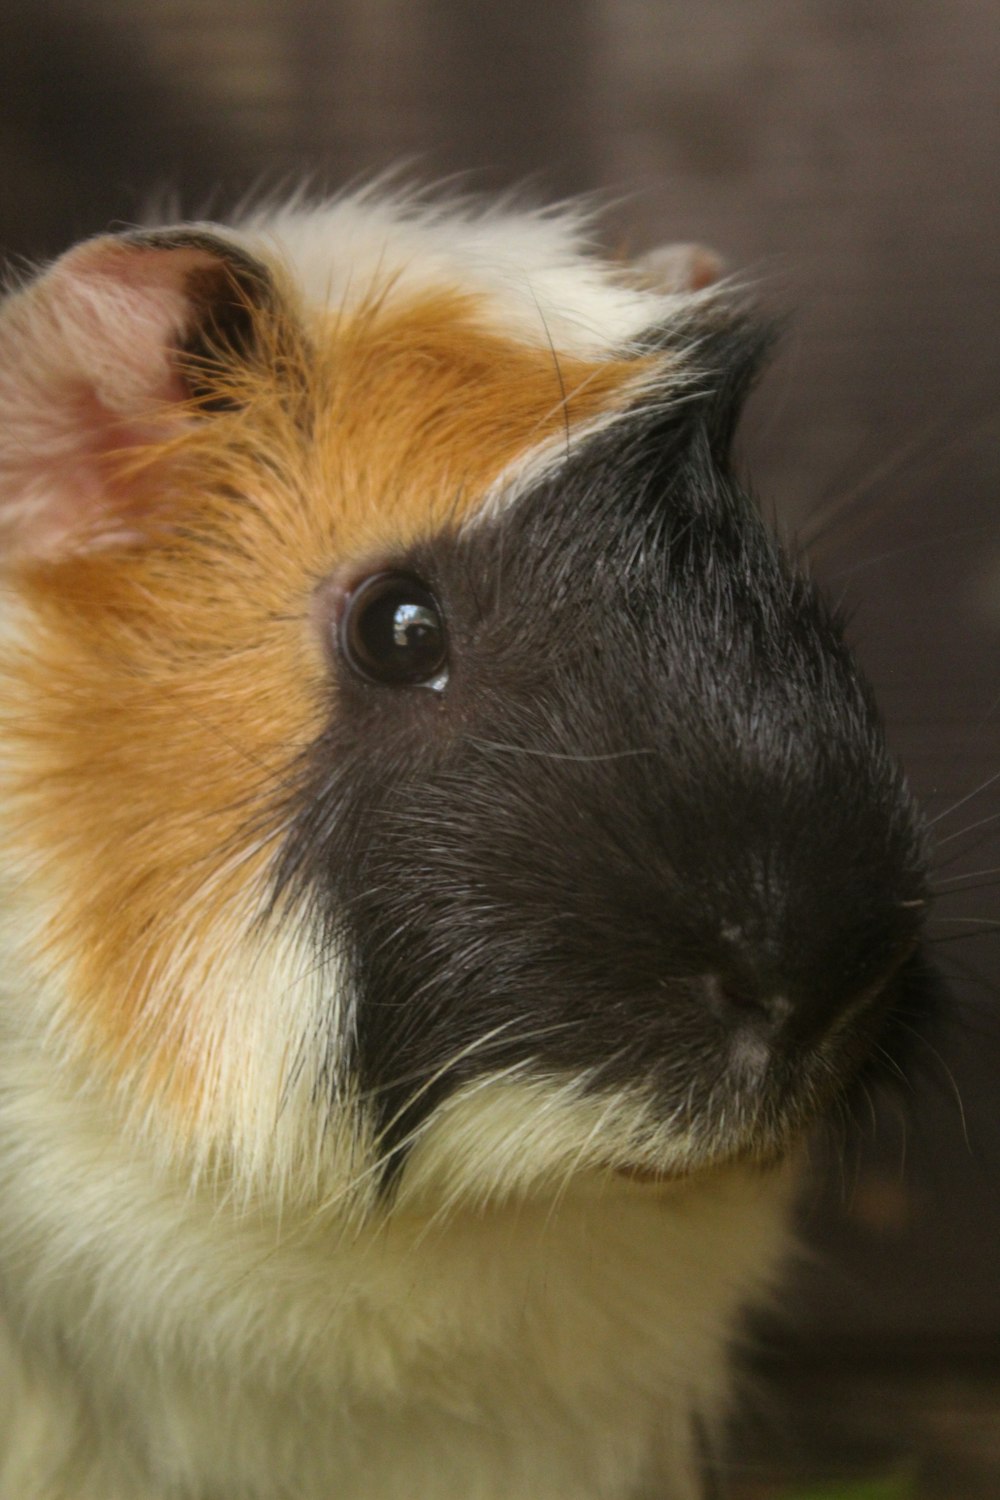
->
xmin=0 ymin=188 xmax=935 ymax=1500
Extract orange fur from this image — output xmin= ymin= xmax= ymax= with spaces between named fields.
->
xmin=1 ymin=285 xmax=654 ymax=1120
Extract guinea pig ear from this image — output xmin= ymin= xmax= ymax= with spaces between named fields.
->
xmin=631 ymin=242 xmax=724 ymax=295
xmin=0 ymin=228 xmax=277 ymax=561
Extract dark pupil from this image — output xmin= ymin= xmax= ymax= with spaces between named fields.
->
xmin=342 ymin=573 xmax=447 ymax=686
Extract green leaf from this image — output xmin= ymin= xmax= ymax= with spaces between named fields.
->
xmin=779 ymin=1476 xmax=916 ymax=1500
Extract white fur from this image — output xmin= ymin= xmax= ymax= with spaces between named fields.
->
xmin=243 ymin=186 xmax=690 ymax=358
xmin=0 ymin=190 xmax=795 ymax=1500
xmin=0 ymin=1041 xmax=793 ymax=1499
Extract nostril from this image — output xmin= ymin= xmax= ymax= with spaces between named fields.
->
xmin=718 ymin=977 xmax=758 ymax=1012
xmin=701 ymin=972 xmax=790 ymax=1030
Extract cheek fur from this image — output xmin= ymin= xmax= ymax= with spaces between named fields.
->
xmin=0 ymin=284 xmax=649 ymax=1184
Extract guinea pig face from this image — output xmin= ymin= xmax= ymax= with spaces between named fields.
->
xmin=283 ymin=330 xmax=932 ymax=1203
xmin=0 ymin=214 xmax=931 ymax=1212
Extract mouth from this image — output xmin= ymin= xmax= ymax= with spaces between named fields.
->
xmin=604 ymin=1085 xmax=816 ymax=1187
xmin=609 ymin=1133 xmax=795 ymax=1188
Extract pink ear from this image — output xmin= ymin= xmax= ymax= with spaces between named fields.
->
xmin=633 ymin=243 xmax=724 ymax=295
xmin=0 ymin=230 xmax=273 ymax=560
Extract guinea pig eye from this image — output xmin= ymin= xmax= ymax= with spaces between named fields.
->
xmin=339 ymin=572 xmax=448 ymax=688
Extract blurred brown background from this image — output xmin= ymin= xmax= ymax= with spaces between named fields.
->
xmin=2 ymin=0 xmax=998 ymax=1492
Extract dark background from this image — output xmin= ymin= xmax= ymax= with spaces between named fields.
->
xmin=2 ymin=0 xmax=998 ymax=1491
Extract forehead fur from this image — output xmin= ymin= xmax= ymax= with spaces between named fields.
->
xmin=247 ymin=191 xmax=690 ymax=358
xmin=0 ymin=272 xmax=657 ymax=1141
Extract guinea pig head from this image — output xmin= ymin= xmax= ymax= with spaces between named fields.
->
xmin=0 ymin=226 xmax=931 ymax=1211
xmin=278 ymin=318 xmax=932 ymax=1203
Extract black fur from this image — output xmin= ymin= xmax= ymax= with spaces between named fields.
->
xmin=275 ymin=316 xmax=932 ymax=1185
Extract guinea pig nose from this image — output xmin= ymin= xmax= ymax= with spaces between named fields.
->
xmin=700 ymin=973 xmax=793 ymax=1032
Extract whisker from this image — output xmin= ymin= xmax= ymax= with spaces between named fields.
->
xmin=935 ymin=953 xmax=1000 ymax=1032
xmin=870 ymin=1042 xmax=912 ymax=1092
xmin=896 ymin=1020 xmax=972 ymax=1154
xmin=545 ymin=1085 xmax=627 ymax=1233
xmin=828 ymin=522 xmax=1000 ymax=583
xmin=928 ymin=931 xmax=1000 ymax=945
xmin=935 ymin=807 xmax=1000 ymax=849
xmin=805 ymin=426 xmax=942 ymax=555
xmin=926 ymin=916 xmax=1000 ymax=929
xmin=353 ymin=1018 xmax=581 ymax=1109
xmin=933 ymin=864 xmax=1000 ymax=887
xmin=804 ymin=407 xmax=995 ymax=558
xmin=525 ymin=281 xmax=572 ymax=464
xmin=928 ymin=767 xmax=1000 ymax=828
xmin=363 ymin=1016 xmax=584 ymax=1164
xmin=469 ymin=736 xmax=656 ymax=763
xmin=262 ymin=1035 xmax=566 ymax=1259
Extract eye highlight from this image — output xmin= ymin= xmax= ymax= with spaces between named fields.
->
xmin=339 ymin=572 xmax=448 ymax=688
